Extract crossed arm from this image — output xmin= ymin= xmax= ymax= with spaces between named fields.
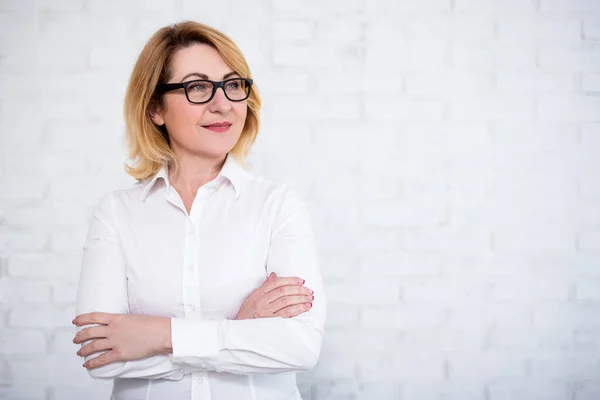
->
xmin=73 ymin=188 xmax=326 ymax=380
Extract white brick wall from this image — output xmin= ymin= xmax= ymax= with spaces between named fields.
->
xmin=1 ymin=1 xmax=599 ymax=399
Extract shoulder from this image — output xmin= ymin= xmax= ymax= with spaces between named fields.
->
xmin=243 ymin=169 xmax=306 ymax=210
xmin=91 ymin=180 xmax=148 ymax=213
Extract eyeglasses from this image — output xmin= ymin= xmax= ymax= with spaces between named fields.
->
xmin=155 ymin=78 xmax=253 ymax=104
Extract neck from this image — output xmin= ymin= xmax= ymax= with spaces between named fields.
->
xmin=169 ymin=151 xmax=227 ymax=195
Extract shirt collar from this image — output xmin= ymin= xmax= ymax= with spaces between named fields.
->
xmin=140 ymin=153 xmax=247 ymax=202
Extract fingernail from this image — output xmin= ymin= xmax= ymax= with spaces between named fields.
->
xmin=82 ymin=363 xmax=88 ymax=368
xmin=302 ymin=279 xmax=305 ymax=284
xmin=311 ymin=295 xmax=314 ymax=300
xmin=309 ymin=303 xmax=313 ymax=308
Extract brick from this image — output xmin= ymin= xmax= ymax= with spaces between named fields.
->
xmin=0 ymin=387 xmax=46 ymax=400
xmin=452 ymin=94 xmax=535 ymax=121
xmin=9 ymin=306 xmax=74 ymax=329
xmin=576 ymin=381 xmax=600 ymax=400
xmin=497 ymin=17 xmax=582 ymax=43
xmin=359 ymin=351 xmax=445 ymax=380
xmin=360 ymin=252 xmax=443 ymax=276
xmin=52 ymin=283 xmax=77 ymax=304
xmin=403 ymin=381 xmax=485 ymax=400
xmin=37 ymin=0 xmax=87 ymax=11
xmin=493 ymin=228 xmax=576 ymax=253
xmin=366 ymin=0 xmax=452 ymax=13
xmin=496 ymin=72 xmax=575 ymax=93
xmin=7 ymin=358 xmax=48 ymax=383
xmin=404 ymin=227 xmax=492 ymax=255
xmin=488 ymin=380 xmax=571 ymax=400
xmin=366 ymin=40 xmax=447 ymax=72
xmin=531 ymin=351 xmax=600 ymax=379
xmin=539 ymin=45 xmax=600 ymax=72
xmin=88 ymin=0 xmax=176 ymax=12
xmin=453 ymin=40 xmax=536 ymax=70
xmin=491 ymin=276 xmax=570 ymax=301
xmin=272 ymin=21 xmax=314 ymax=43
xmin=51 ymin=385 xmax=114 ymax=400
xmin=0 ymin=330 xmax=46 ymax=354
xmin=541 ymin=0 xmax=600 ymax=11
xmin=317 ymin=17 xmax=362 ymax=44
xmin=0 ymin=12 xmax=36 ymax=38
xmin=0 ymin=0 xmax=35 ymax=11
xmin=272 ymin=44 xmax=314 ymax=67
xmin=403 ymin=276 xmax=490 ymax=306
xmin=0 ymin=279 xmax=52 ymax=304
xmin=406 ymin=71 xmax=493 ymax=98
xmin=534 ymin=303 xmax=600 ymax=330
xmin=448 ymin=350 xmax=528 ymax=379
xmin=404 ymin=327 xmax=487 ymax=353
xmin=575 ymin=279 xmax=600 ymax=300
xmin=324 ymin=306 xmax=360 ymax=329
xmin=455 ymin=0 xmax=536 ymax=12
xmin=582 ymin=73 xmax=600 ymax=91
xmin=538 ymin=95 xmax=600 ymax=122
xmin=364 ymin=95 xmax=444 ymax=121
xmin=406 ymin=16 xmax=495 ymax=40
xmin=326 ymin=281 xmax=400 ymax=305
xmin=362 ymin=304 xmax=447 ymax=329
xmin=362 ymin=198 xmax=446 ymax=227
xmin=584 ymin=17 xmax=600 ymax=39
xmin=0 ymin=229 xmax=48 ymax=252
xmin=7 ymin=254 xmax=80 ymax=281
xmin=0 ymin=173 xmax=46 ymax=201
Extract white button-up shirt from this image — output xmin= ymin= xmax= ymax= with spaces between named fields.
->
xmin=75 ymin=153 xmax=326 ymax=400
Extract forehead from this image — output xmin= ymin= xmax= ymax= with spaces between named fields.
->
xmin=169 ymin=43 xmax=232 ymax=79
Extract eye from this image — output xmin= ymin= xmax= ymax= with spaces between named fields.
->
xmin=226 ymin=80 xmax=240 ymax=90
xmin=188 ymin=82 xmax=210 ymax=92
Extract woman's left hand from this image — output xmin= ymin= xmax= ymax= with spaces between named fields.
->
xmin=72 ymin=312 xmax=172 ymax=369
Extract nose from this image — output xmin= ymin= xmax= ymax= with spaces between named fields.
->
xmin=208 ymin=87 xmax=232 ymax=113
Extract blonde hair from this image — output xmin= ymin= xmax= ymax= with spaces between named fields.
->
xmin=123 ymin=21 xmax=261 ymax=180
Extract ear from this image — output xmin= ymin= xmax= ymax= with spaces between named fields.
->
xmin=149 ymin=102 xmax=165 ymax=126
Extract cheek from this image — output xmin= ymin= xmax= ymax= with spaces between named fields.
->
xmin=165 ymin=99 xmax=207 ymax=128
xmin=234 ymin=104 xmax=248 ymax=126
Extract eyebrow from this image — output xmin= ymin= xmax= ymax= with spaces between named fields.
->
xmin=179 ymin=71 xmax=239 ymax=82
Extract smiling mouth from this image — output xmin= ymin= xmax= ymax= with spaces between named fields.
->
xmin=202 ymin=123 xmax=232 ymax=132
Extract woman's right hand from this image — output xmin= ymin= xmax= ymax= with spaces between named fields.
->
xmin=235 ymin=272 xmax=314 ymax=320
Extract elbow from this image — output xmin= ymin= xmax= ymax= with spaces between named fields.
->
xmin=292 ymin=326 xmax=323 ymax=371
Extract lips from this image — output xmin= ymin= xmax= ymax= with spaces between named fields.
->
xmin=202 ymin=122 xmax=231 ymax=128
xmin=202 ymin=122 xmax=232 ymax=133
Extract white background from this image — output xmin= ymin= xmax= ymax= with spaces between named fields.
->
xmin=1 ymin=0 xmax=600 ymax=399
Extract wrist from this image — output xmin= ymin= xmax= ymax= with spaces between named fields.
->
xmin=161 ymin=317 xmax=173 ymax=354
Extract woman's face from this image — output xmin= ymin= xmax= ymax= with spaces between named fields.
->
xmin=151 ymin=43 xmax=248 ymax=160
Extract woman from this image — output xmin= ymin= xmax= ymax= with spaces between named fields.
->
xmin=72 ymin=21 xmax=326 ymax=400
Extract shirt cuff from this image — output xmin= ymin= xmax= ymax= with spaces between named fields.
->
xmin=170 ymin=318 xmax=222 ymax=365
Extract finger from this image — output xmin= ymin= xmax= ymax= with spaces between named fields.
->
xmin=262 ymin=277 xmax=305 ymax=294
xmin=73 ymin=312 xmax=114 ymax=327
xmin=83 ymin=350 xmax=120 ymax=369
xmin=264 ymin=285 xmax=313 ymax=303
xmin=78 ymin=339 xmax=111 ymax=358
xmin=274 ymin=303 xmax=312 ymax=318
xmin=267 ymin=272 xmax=276 ymax=281
xmin=73 ymin=326 xmax=108 ymax=344
xmin=270 ymin=295 xmax=314 ymax=314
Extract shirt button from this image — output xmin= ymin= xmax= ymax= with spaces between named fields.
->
xmin=196 ymin=376 xmax=203 ymax=384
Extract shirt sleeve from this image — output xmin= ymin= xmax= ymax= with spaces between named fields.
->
xmin=75 ymin=192 xmax=195 ymax=380
xmin=170 ymin=186 xmax=327 ymax=374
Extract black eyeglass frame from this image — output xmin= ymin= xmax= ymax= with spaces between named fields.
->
xmin=155 ymin=78 xmax=253 ymax=104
